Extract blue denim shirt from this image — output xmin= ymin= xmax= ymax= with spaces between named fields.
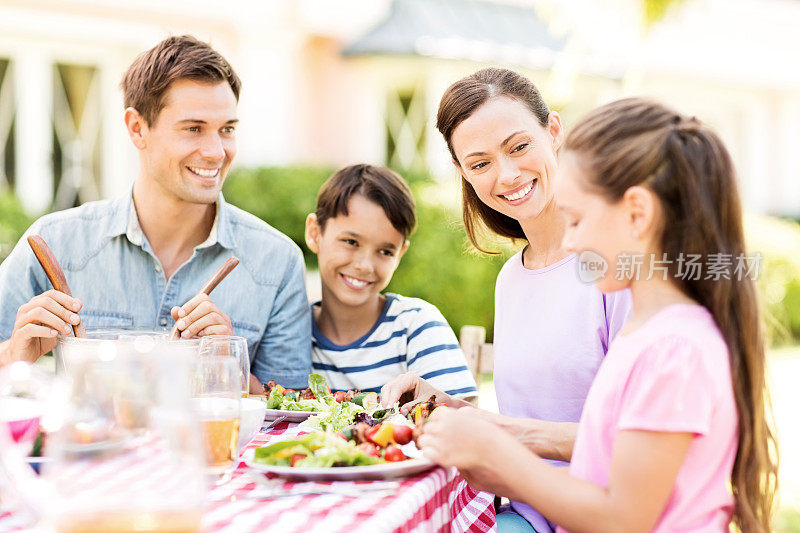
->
xmin=0 ymin=192 xmax=312 ymax=389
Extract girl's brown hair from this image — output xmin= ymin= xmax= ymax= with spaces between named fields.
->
xmin=565 ymin=97 xmax=778 ymax=532
xmin=436 ymin=68 xmax=550 ymax=253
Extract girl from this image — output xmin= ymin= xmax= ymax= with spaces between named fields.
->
xmin=381 ymin=68 xmax=631 ymax=532
xmin=418 ymin=98 xmax=778 ymax=532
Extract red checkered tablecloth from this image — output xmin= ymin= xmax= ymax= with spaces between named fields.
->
xmin=0 ymin=421 xmax=497 ymax=532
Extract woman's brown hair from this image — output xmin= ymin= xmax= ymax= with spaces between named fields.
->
xmin=565 ymin=97 xmax=778 ymax=532
xmin=436 ymin=68 xmax=550 ymax=253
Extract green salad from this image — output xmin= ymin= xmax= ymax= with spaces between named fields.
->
xmin=253 ymin=432 xmax=382 ymax=467
xmin=261 ymin=374 xmax=392 ymax=432
xmin=265 ymin=374 xmax=332 ymax=412
xmin=304 ymin=400 xmax=367 ymax=432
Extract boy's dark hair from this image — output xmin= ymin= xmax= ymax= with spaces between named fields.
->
xmin=120 ymin=35 xmax=241 ymax=126
xmin=315 ymin=164 xmax=416 ymax=239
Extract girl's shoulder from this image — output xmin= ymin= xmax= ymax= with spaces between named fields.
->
xmin=619 ymin=305 xmax=730 ymax=383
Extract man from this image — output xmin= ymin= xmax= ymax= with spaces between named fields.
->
xmin=0 ymin=35 xmax=312 ymax=390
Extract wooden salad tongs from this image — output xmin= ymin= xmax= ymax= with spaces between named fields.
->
xmin=27 ymin=235 xmax=86 ymax=338
xmin=168 ymin=256 xmax=239 ymax=340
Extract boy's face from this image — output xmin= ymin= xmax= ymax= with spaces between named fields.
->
xmin=127 ymin=79 xmax=238 ymax=205
xmin=306 ymin=194 xmax=409 ymax=309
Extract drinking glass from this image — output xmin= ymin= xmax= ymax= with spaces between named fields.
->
xmin=198 ymin=335 xmax=250 ymax=397
xmin=0 ymin=333 xmax=206 ymax=532
xmin=191 ymin=354 xmax=241 ymax=484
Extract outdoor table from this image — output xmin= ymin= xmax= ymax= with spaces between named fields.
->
xmin=0 ymin=420 xmax=497 ymax=532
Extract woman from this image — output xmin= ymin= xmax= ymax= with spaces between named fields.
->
xmin=381 ymin=68 xmax=630 ymax=533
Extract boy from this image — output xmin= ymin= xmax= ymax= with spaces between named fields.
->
xmin=304 ymin=164 xmax=478 ymax=400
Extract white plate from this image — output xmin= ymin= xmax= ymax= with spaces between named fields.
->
xmin=242 ymin=448 xmax=436 ymax=480
xmin=264 ymin=408 xmax=317 ymax=423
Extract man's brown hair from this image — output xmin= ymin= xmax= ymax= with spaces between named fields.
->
xmin=315 ymin=164 xmax=416 ymax=239
xmin=120 ymin=35 xmax=241 ymax=125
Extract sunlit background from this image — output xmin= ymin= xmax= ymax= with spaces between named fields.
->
xmin=0 ymin=0 xmax=798 ymax=528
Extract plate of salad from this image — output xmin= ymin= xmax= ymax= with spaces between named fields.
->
xmin=243 ymin=424 xmax=435 ymax=480
xmin=259 ymin=374 xmax=385 ymax=424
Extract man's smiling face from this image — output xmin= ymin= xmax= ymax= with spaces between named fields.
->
xmin=139 ymin=79 xmax=238 ymax=205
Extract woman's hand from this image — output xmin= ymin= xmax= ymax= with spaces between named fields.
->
xmin=457 ymin=406 xmax=578 ymax=462
xmin=170 ymin=294 xmax=233 ymax=338
xmin=380 ymin=373 xmax=466 ymax=414
xmin=380 ymin=373 xmax=447 ymax=413
xmin=418 ymin=406 xmax=531 ymax=495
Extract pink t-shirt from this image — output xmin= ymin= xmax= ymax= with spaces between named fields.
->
xmin=559 ymin=304 xmax=738 ymax=533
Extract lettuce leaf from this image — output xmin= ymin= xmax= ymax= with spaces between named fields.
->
xmin=266 ymin=374 xmax=333 ymax=411
xmin=266 ymin=386 xmax=285 ymax=409
xmin=308 ymin=373 xmax=334 ymax=405
xmin=305 ymin=401 xmax=366 ymax=432
xmin=254 ymin=432 xmax=382 ymax=468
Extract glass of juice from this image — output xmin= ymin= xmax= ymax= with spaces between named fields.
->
xmin=191 ymin=354 xmax=241 ymax=484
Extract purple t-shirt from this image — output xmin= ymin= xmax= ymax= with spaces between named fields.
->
xmin=493 ymin=251 xmax=631 ymax=533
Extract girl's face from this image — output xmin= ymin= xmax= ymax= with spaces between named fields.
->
xmin=450 ymin=96 xmax=562 ymax=224
xmin=557 ymin=150 xmax=652 ymax=293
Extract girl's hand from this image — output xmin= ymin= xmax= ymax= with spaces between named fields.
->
xmin=170 ymin=294 xmax=233 ymax=338
xmin=418 ymin=406 xmax=530 ymax=494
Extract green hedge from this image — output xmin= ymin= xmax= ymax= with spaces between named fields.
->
xmin=223 ymin=166 xmax=334 ymax=268
xmin=0 ymin=191 xmax=33 ymax=263
xmin=223 ymin=166 xmax=506 ymax=339
xmin=746 ymin=215 xmax=800 ymax=346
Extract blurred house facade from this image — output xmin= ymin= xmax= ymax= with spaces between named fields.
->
xmin=0 ymin=0 xmax=798 ymax=217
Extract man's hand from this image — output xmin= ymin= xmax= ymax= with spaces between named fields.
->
xmin=4 ymin=290 xmax=82 ymax=363
xmin=170 ymin=293 xmax=232 ymax=338
xmin=248 ymin=373 xmax=265 ymax=395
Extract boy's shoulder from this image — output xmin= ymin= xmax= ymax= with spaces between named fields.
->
xmin=383 ymin=293 xmax=447 ymax=326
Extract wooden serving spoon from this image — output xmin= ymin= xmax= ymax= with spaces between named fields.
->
xmin=27 ymin=235 xmax=86 ymax=338
xmin=168 ymin=256 xmax=239 ymax=340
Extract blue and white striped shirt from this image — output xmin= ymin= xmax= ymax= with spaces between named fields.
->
xmin=311 ymin=294 xmax=479 ymax=398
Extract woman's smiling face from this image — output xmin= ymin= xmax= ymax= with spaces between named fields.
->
xmin=450 ymin=96 xmax=562 ymax=224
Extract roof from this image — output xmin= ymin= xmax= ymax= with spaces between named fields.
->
xmin=343 ymin=0 xmax=567 ymax=66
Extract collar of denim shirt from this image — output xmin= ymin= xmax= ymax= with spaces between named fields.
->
xmin=103 ymin=189 xmax=236 ymax=251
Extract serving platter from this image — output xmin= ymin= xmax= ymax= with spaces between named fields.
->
xmin=242 ymin=448 xmax=436 ymax=480
xmin=263 ymin=408 xmax=316 ymax=423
